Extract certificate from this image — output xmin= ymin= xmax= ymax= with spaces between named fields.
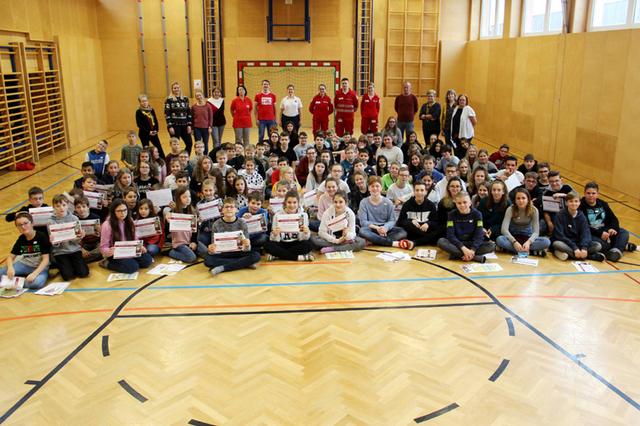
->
xmin=94 ymin=184 xmax=114 ymax=193
xmin=302 ymin=190 xmax=317 ymax=207
xmin=80 ymin=219 xmax=101 ymax=236
xmin=213 ymin=231 xmax=244 ymax=253
xmin=146 ymin=188 xmax=173 ymax=207
xmin=113 ymin=240 xmax=143 ymax=259
xmin=276 ymin=213 xmax=303 ymax=233
xmin=168 ymin=213 xmax=197 ymax=232
xmin=197 ymin=199 xmax=222 ymax=221
xmin=269 ymin=197 xmax=284 ymax=213
xmin=1 ymin=275 xmax=25 ymax=290
xmin=29 ymin=206 xmax=54 ymax=226
xmin=327 ymin=213 xmax=348 ymax=233
xmin=244 ymin=214 xmax=267 ymax=234
xmin=542 ymin=195 xmax=562 ymax=213
xmin=84 ymin=191 xmax=104 ymax=209
xmin=504 ymin=173 xmax=522 ymax=192
xmin=48 ymin=221 xmax=82 ymax=244
xmin=135 ymin=217 xmax=162 ymax=238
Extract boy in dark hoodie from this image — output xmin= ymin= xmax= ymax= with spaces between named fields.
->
xmin=552 ymin=191 xmax=604 ymax=262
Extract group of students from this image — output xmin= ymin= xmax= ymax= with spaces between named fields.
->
xmin=1 ymin=85 xmax=636 ymax=290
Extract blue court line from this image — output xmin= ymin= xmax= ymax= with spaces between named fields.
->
xmin=62 ymin=268 xmax=640 ymax=293
xmin=630 ymin=230 xmax=640 ymax=239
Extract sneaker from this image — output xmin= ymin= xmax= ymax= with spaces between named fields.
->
xmin=606 ymin=248 xmax=622 ymax=262
xmin=399 ymin=239 xmax=415 ymax=250
xmin=626 ymin=243 xmax=637 ymax=252
xmin=588 ymin=252 xmax=606 ymax=262
xmin=531 ymin=250 xmax=547 ymax=257
xmin=473 ymin=255 xmax=486 ymax=263
xmin=554 ymin=250 xmax=569 ymax=261
xmin=320 ymin=247 xmax=335 ymax=254
xmin=301 ymin=254 xmax=315 ymax=262
xmin=247 ymin=263 xmax=259 ymax=270
xmin=210 ymin=266 xmax=224 ymax=276
xmin=266 ymin=254 xmax=276 ymax=262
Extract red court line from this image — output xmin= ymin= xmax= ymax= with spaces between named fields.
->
xmin=606 ymin=261 xmax=640 ymax=286
xmin=3 ymin=294 xmax=640 ymax=323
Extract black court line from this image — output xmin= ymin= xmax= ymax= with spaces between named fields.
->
xmin=23 ymin=381 xmax=39 ymax=386
xmin=118 ymin=379 xmax=147 ymax=403
xmin=61 ymin=160 xmax=81 ymax=171
xmin=188 ymin=419 xmax=216 ymax=426
xmin=505 ymin=317 xmax=515 ymax=336
xmin=0 ymin=261 xmax=203 ymax=424
xmin=488 ymin=359 xmax=510 ymax=382
xmin=101 ymin=335 xmax=110 ymax=357
xmin=413 ymin=257 xmax=640 ymax=412
xmin=0 ymin=132 xmax=120 ymax=192
xmin=116 ymin=301 xmax=495 ymax=320
xmin=414 ymin=402 xmax=460 ymax=423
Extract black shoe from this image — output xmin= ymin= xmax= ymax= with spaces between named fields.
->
xmin=588 ymin=252 xmax=606 ymax=262
xmin=626 ymin=243 xmax=637 ymax=252
xmin=605 ymin=249 xmax=622 ymax=262
xmin=473 ymin=255 xmax=486 ymax=263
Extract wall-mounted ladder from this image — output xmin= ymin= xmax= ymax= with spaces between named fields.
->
xmin=355 ymin=0 xmax=374 ymax=95
xmin=203 ymin=0 xmax=224 ymax=94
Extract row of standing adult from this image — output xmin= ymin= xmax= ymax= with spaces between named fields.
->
xmin=135 ymin=79 xmax=477 ymax=162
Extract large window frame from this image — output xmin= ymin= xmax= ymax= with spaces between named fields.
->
xmin=521 ymin=0 xmax=565 ymax=36
xmin=480 ymin=0 xmax=505 ymax=39
xmin=588 ymin=0 xmax=640 ymax=31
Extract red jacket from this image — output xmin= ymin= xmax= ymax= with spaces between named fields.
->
xmin=360 ymin=93 xmax=380 ymax=118
xmin=231 ymin=97 xmax=253 ymax=128
xmin=335 ymin=90 xmax=359 ymax=116
xmin=309 ymin=94 xmax=334 ymax=119
xmin=254 ymin=92 xmax=277 ymax=121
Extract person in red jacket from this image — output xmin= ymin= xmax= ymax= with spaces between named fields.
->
xmin=230 ymin=85 xmax=253 ymax=146
xmin=394 ymin=81 xmax=419 ymax=143
xmin=360 ymin=81 xmax=381 ymax=134
xmin=309 ymin=84 xmax=334 ymax=136
xmin=334 ymin=78 xmax=359 ymax=137
xmin=254 ymin=79 xmax=277 ymax=144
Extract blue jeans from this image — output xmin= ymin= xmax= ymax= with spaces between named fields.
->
xmin=0 ymin=262 xmax=49 ymax=289
xmin=211 ymin=125 xmax=225 ymax=150
xmin=593 ymin=228 xmax=629 ymax=253
xmin=194 ymin=127 xmax=210 ymax=154
xmin=146 ymin=244 xmax=161 ymax=257
xmin=397 ymin=121 xmax=414 ymax=143
xmin=496 ymin=235 xmax=550 ymax=253
xmin=169 ymin=244 xmax=198 ymax=263
xmin=107 ymin=254 xmax=153 ymax=274
xmin=258 ymin=120 xmax=277 ymax=143
xmin=358 ymin=226 xmax=407 ymax=246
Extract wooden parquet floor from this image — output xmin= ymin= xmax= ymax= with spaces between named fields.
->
xmin=1 ymin=131 xmax=639 ymax=425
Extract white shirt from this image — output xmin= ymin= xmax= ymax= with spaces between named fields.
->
xmin=451 ymin=105 xmax=476 ymax=139
xmin=434 ymin=178 xmax=467 ymax=200
xmin=280 ymin=96 xmax=303 ymax=117
xmin=376 ymin=146 xmax=404 ymax=165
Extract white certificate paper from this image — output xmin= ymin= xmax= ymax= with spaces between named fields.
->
xmin=542 ymin=195 xmax=562 ymax=213
xmin=269 ymin=197 xmax=284 ymax=213
xmin=327 ymin=213 xmax=348 ymax=233
xmin=276 ymin=213 xmax=303 ymax=233
xmin=302 ymin=190 xmax=317 ymax=207
xmin=135 ymin=217 xmax=162 ymax=238
xmin=84 ymin=191 xmax=104 ymax=209
xmin=169 ymin=213 xmax=197 ymax=232
xmin=113 ymin=240 xmax=143 ymax=259
xmin=49 ymin=221 xmax=81 ymax=244
xmin=244 ymin=214 xmax=267 ymax=234
xmin=80 ymin=219 xmax=101 ymax=236
xmin=213 ymin=231 xmax=244 ymax=253
xmin=504 ymin=173 xmax=522 ymax=192
xmin=29 ymin=206 xmax=54 ymax=226
xmin=197 ymin=199 xmax=222 ymax=221
xmin=146 ymin=188 xmax=173 ymax=207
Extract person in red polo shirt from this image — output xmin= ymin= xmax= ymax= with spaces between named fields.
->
xmin=334 ymin=78 xmax=358 ymax=137
xmin=254 ymin=79 xmax=277 ymax=144
xmin=309 ymin=83 xmax=334 ymax=136
xmin=360 ymin=81 xmax=380 ymax=134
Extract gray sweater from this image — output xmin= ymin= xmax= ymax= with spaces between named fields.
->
xmin=49 ymin=212 xmax=82 ymax=255
xmin=211 ymin=217 xmax=251 ymax=251
xmin=500 ymin=205 xmax=540 ymax=243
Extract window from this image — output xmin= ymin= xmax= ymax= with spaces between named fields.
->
xmin=522 ymin=0 xmax=564 ymax=35
xmin=590 ymin=0 xmax=640 ymax=30
xmin=480 ymin=0 xmax=505 ymax=38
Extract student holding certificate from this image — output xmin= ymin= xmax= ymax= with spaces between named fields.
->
xmin=100 ymin=199 xmax=153 ymax=273
xmin=165 ymin=187 xmax=203 ymax=262
xmin=0 ymin=212 xmax=51 ymax=289
xmin=311 ymin=191 xmax=365 ymax=254
xmin=49 ymin=194 xmax=90 ymax=281
xmin=135 ymin=199 xmax=165 ymax=257
xmin=237 ymin=192 xmax=269 ymax=250
xmin=265 ymin=190 xmax=315 ymax=261
xmin=204 ymin=198 xmax=261 ymax=276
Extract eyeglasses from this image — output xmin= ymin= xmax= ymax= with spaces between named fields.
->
xmin=115 ymin=208 xmax=128 ymax=213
